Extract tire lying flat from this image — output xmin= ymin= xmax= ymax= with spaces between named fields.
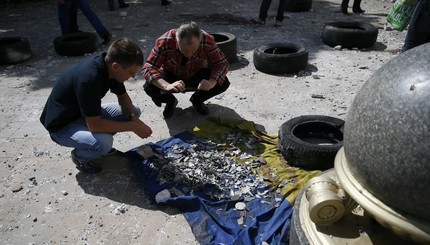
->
xmin=0 ymin=37 xmax=32 ymax=65
xmin=278 ymin=115 xmax=344 ymax=170
xmin=210 ymin=32 xmax=237 ymax=64
xmin=253 ymin=43 xmax=308 ymax=75
xmin=322 ymin=21 xmax=378 ymax=49
xmin=54 ymin=32 xmax=99 ymax=56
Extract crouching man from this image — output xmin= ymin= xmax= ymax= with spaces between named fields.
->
xmin=40 ymin=38 xmax=152 ymax=174
xmin=142 ymin=21 xmax=230 ymax=119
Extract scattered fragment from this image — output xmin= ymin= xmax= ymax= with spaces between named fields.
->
xmin=235 ymin=202 xmax=246 ymax=211
xmin=311 ymin=94 xmax=325 ymax=99
xmin=61 ymin=190 xmax=68 ymax=196
xmin=113 ymin=203 xmax=128 ymax=215
xmin=155 ymin=189 xmax=171 ymax=203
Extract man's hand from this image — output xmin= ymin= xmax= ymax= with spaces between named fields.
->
xmin=165 ymin=80 xmax=186 ymax=93
xmin=198 ymin=79 xmax=217 ymax=91
xmin=131 ymin=117 xmax=153 ymax=138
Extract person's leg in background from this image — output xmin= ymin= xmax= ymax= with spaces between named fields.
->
xmin=251 ymin=0 xmax=272 ymax=25
xmin=58 ymin=0 xmax=74 ymax=35
xmin=403 ymin=0 xmax=430 ymax=52
xmin=275 ymin=0 xmax=287 ymax=27
xmin=76 ymin=0 xmax=112 ymax=44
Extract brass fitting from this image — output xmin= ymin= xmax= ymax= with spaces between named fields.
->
xmin=305 ymin=175 xmax=357 ymax=226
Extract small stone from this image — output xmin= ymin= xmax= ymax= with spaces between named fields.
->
xmin=61 ymin=190 xmax=68 ymax=196
xmin=333 ymin=45 xmax=342 ymax=50
xmin=119 ymin=11 xmax=127 ymax=17
xmin=11 ymin=184 xmax=23 ymax=193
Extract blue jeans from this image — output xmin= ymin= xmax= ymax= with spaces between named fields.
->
xmin=49 ymin=103 xmax=141 ymax=163
xmin=58 ymin=0 xmax=109 ymax=38
xmin=403 ymin=0 xmax=430 ymax=51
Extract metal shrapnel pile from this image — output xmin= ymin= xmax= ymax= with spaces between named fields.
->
xmin=147 ymin=132 xmax=271 ymax=201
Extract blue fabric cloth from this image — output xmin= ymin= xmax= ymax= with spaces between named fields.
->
xmin=125 ymin=131 xmax=292 ymax=245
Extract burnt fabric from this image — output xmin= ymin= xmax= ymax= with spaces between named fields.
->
xmin=124 ymin=117 xmax=320 ymax=244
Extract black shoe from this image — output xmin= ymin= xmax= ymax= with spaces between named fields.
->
xmin=102 ymin=32 xmax=112 ymax=45
xmin=163 ymin=98 xmax=178 ymax=119
xmin=161 ymin=0 xmax=172 ymax=6
xmin=191 ymin=100 xmax=209 ymax=115
xmin=353 ymin=7 xmax=365 ymax=13
xmin=340 ymin=6 xmax=348 ymax=14
xmin=119 ymin=3 xmax=129 ymax=8
xmin=71 ymin=150 xmax=102 ymax=174
xmin=152 ymin=98 xmax=162 ymax=107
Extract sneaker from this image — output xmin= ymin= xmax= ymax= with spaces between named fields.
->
xmin=163 ymin=98 xmax=178 ymax=119
xmin=250 ymin=18 xmax=265 ymax=25
xmin=340 ymin=6 xmax=348 ymax=14
xmin=71 ymin=150 xmax=102 ymax=174
xmin=275 ymin=20 xmax=282 ymax=27
xmin=352 ymin=7 xmax=365 ymax=13
xmin=102 ymin=32 xmax=112 ymax=45
xmin=190 ymin=99 xmax=209 ymax=115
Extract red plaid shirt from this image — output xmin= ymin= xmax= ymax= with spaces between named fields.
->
xmin=142 ymin=29 xmax=229 ymax=85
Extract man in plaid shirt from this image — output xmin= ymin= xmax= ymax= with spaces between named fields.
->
xmin=142 ymin=21 xmax=231 ymax=119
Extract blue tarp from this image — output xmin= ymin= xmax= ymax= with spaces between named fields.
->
xmin=125 ymin=118 xmax=320 ymax=245
xmin=124 ymin=130 xmax=293 ymax=245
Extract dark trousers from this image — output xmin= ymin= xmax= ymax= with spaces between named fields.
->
xmin=144 ymin=68 xmax=230 ymax=105
xmin=341 ymin=0 xmax=361 ymax=9
xmin=58 ymin=0 xmax=109 ymax=38
xmin=403 ymin=0 xmax=430 ymax=51
xmin=259 ymin=0 xmax=287 ymax=22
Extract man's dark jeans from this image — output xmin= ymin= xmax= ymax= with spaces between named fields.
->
xmin=144 ymin=68 xmax=230 ymax=105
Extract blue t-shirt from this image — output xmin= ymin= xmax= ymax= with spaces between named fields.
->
xmin=40 ymin=53 xmax=126 ymax=132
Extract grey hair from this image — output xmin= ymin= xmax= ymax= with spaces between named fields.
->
xmin=176 ymin=21 xmax=202 ymax=44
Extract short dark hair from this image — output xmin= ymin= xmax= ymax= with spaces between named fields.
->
xmin=105 ymin=38 xmax=143 ymax=68
xmin=176 ymin=21 xmax=202 ymax=44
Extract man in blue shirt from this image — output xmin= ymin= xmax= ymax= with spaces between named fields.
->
xmin=40 ymin=38 xmax=152 ymax=174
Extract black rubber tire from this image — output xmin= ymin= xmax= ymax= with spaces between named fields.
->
xmin=278 ymin=115 xmax=344 ymax=170
xmin=253 ymin=43 xmax=308 ymax=75
xmin=53 ymin=32 xmax=99 ymax=56
xmin=0 ymin=37 xmax=32 ymax=65
xmin=285 ymin=0 xmax=312 ymax=12
xmin=322 ymin=21 xmax=378 ymax=49
xmin=289 ymin=182 xmax=310 ymax=245
xmin=210 ymin=32 xmax=237 ymax=64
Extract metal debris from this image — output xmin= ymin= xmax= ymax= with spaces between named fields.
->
xmin=146 ymin=132 xmax=275 ymax=201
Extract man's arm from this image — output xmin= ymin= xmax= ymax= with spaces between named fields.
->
xmin=85 ymin=93 xmax=152 ymax=138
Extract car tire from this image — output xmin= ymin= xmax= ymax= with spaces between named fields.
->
xmin=285 ymin=0 xmax=312 ymax=12
xmin=278 ymin=115 xmax=344 ymax=170
xmin=322 ymin=21 xmax=378 ymax=49
xmin=253 ymin=42 xmax=308 ymax=74
xmin=0 ymin=37 xmax=32 ymax=65
xmin=54 ymin=32 xmax=99 ymax=56
xmin=210 ymin=32 xmax=237 ymax=64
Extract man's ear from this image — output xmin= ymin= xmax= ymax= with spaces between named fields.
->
xmin=111 ymin=62 xmax=119 ymax=71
